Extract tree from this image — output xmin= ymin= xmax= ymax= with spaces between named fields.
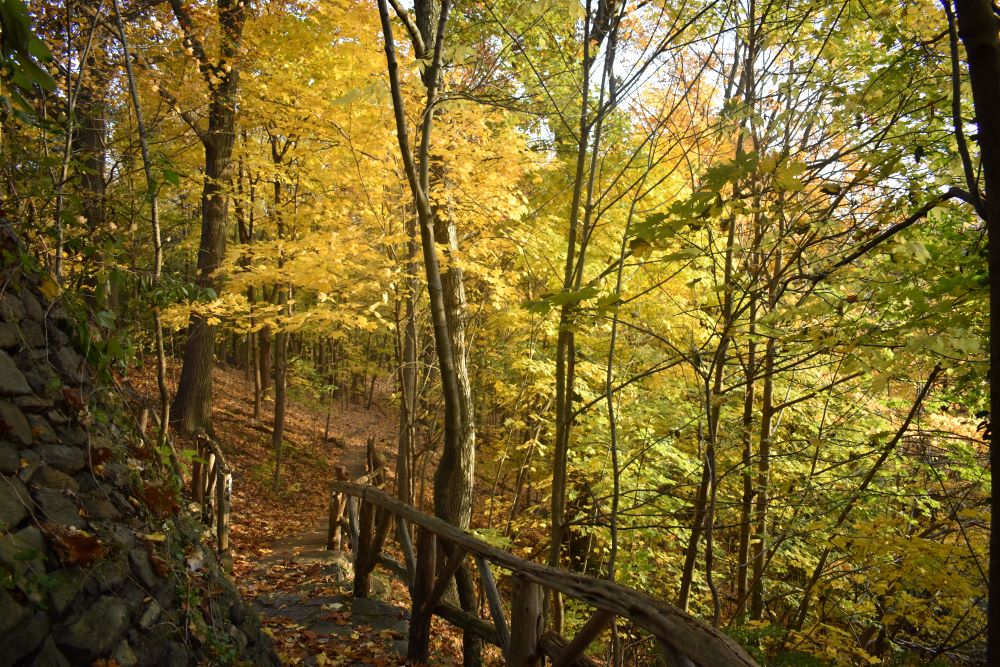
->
xmin=167 ymin=0 xmax=247 ymax=435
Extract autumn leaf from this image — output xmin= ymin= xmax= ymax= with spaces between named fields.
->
xmin=42 ymin=523 xmax=106 ymax=566
xmin=142 ymin=484 xmax=179 ymax=518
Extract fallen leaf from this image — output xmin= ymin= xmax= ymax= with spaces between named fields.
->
xmin=42 ymin=524 xmax=106 ymax=566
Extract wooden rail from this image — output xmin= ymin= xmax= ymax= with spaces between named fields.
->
xmin=328 ymin=478 xmax=757 ymax=667
xmin=190 ymin=433 xmax=232 ymax=555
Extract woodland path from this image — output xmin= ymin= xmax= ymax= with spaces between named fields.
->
xmin=244 ymin=442 xmax=417 ymax=667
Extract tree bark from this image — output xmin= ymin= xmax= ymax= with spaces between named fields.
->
xmin=169 ymin=0 xmax=247 ymax=435
xmin=952 ymin=2 xmax=1000 ymax=661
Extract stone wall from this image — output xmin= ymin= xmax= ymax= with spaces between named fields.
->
xmin=0 ymin=256 xmax=277 ymax=666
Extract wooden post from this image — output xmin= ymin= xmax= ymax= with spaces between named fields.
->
xmin=407 ymin=528 xmax=436 ymax=664
xmin=192 ymin=440 xmax=205 ymax=505
xmin=507 ymin=576 xmax=543 ymax=667
xmin=551 ymin=611 xmax=615 ymax=667
xmin=476 ymin=555 xmax=510 ymax=652
xmin=217 ymin=470 xmax=231 ymax=555
xmin=398 ymin=517 xmax=417 ymax=591
xmin=327 ymin=466 xmax=350 ymax=550
xmin=354 ymin=496 xmax=375 ymax=598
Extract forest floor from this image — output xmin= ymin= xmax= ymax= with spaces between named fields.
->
xmin=130 ymin=360 xmax=468 ymax=666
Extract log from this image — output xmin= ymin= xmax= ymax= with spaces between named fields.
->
xmin=330 ymin=481 xmax=757 ymax=667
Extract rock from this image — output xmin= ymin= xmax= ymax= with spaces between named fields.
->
xmin=0 ymin=525 xmax=45 ymax=576
xmin=85 ymin=555 xmax=130 ymax=593
xmin=0 ymin=351 xmax=31 ymax=395
xmin=0 ymin=610 xmax=48 ymax=667
xmin=139 ymin=600 xmax=162 ymax=629
xmin=0 ymin=402 xmax=31 ymax=446
xmin=160 ymin=642 xmax=189 ymax=667
xmin=0 ymin=441 xmax=18 ymax=473
xmin=228 ymin=624 xmax=248 ymax=652
xmin=37 ymin=444 xmax=86 ymax=473
xmin=55 ymin=425 xmax=88 ymax=447
xmin=82 ymin=494 xmax=119 ymax=520
xmin=0 ymin=323 xmax=18 ymax=349
xmin=46 ymin=408 xmax=68 ymax=424
xmin=0 ymin=474 xmax=30 ymax=529
xmin=26 ymin=464 xmax=79 ymax=491
xmin=27 ymin=414 xmax=57 ymax=443
xmin=19 ymin=320 xmax=45 ymax=348
xmin=230 ymin=600 xmax=246 ymax=625
xmin=14 ymin=394 xmax=55 ymax=411
xmin=20 ymin=291 xmax=44 ymax=322
xmin=129 ymin=546 xmax=158 ymax=588
xmin=0 ymin=293 xmax=25 ymax=322
xmin=31 ymin=637 xmax=71 ymax=667
xmin=57 ymin=595 xmax=130 ymax=661
xmin=48 ymin=569 xmax=86 ymax=615
xmin=50 ymin=346 xmax=87 ymax=385
xmin=0 ymin=588 xmax=29 ymax=635
xmin=24 ymin=364 xmax=62 ymax=398
xmin=32 ymin=488 xmax=84 ymax=528
xmin=111 ymin=639 xmax=138 ymax=667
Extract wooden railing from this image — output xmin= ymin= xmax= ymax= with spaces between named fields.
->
xmin=190 ymin=433 xmax=232 ymax=555
xmin=328 ymin=474 xmax=757 ymax=666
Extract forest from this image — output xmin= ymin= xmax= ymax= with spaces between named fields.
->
xmin=0 ymin=0 xmax=996 ymax=664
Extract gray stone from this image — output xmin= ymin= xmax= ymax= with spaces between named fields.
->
xmin=48 ymin=569 xmax=86 ymax=614
xmin=20 ymin=291 xmax=44 ymax=321
xmin=228 ymin=624 xmax=248 ymax=652
xmin=0 ymin=474 xmax=30 ymax=529
xmin=19 ymin=320 xmax=45 ymax=348
xmin=86 ymin=555 xmax=130 ymax=593
xmin=27 ymin=415 xmax=57 ymax=443
xmin=111 ymin=640 xmax=138 ymax=667
xmin=159 ymin=642 xmax=189 ymax=667
xmin=0 ymin=589 xmax=29 ymax=635
xmin=139 ymin=600 xmax=161 ymax=629
xmin=0 ymin=402 xmax=31 ymax=445
xmin=37 ymin=444 xmax=85 ymax=473
xmin=15 ymin=394 xmax=54 ymax=411
xmin=31 ymin=637 xmax=70 ymax=667
xmin=0 ymin=525 xmax=45 ymax=576
xmin=0 ymin=351 xmax=31 ymax=395
xmin=0 ymin=323 xmax=18 ymax=348
xmin=51 ymin=346 xmax=87 ymax=385
xmin=33 ymin=488 xmax=84 ymax=528
xmin=26 ymin=465 xmax=78 ymax=491
xmin=129 ymin=546 xmax=158 ymax=588
xmin=0 ymin=441 xmax=17 ymax=474
xmin=24 ymin=364 xmax=62 ymax=398
xmin=0 ymin=293 xmax=25 ymax=322
xmin=57 ymin=596 xmax=130 ymax=661
xmin=0 ymin=610 xmax=48 ymax=667
xmin=46 ymin=409 xmax=68 ymax=424
xmin=55 ymin=425 xmax=88 ymax=447
xmin=82 ymin=495 xmax=119 ymax=521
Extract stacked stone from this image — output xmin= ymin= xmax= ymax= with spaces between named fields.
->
xmin=0 ymin=277 xmax=277 ymax=666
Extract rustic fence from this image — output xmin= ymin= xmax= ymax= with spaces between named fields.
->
xmin=190 ymin=433 xmax=232 ymax=555
xmin=327 ymin=444 xmax=757 ymax=667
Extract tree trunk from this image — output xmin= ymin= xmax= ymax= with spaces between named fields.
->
xmin=952 ymin=2 xmax=1000 ymax=661
xmin=169 ymin=0 xmax=246 ymax=435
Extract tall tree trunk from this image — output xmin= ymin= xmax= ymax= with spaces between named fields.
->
xmin=397 ymin=208 xmax=419 ymax=506
xmin=169 ymin=0 xmax=247 ymax=436
xmin=952 ymin=1 xmax=1000 ymax=661
xmin=377 ymin=3 xmax=480 ymax=663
